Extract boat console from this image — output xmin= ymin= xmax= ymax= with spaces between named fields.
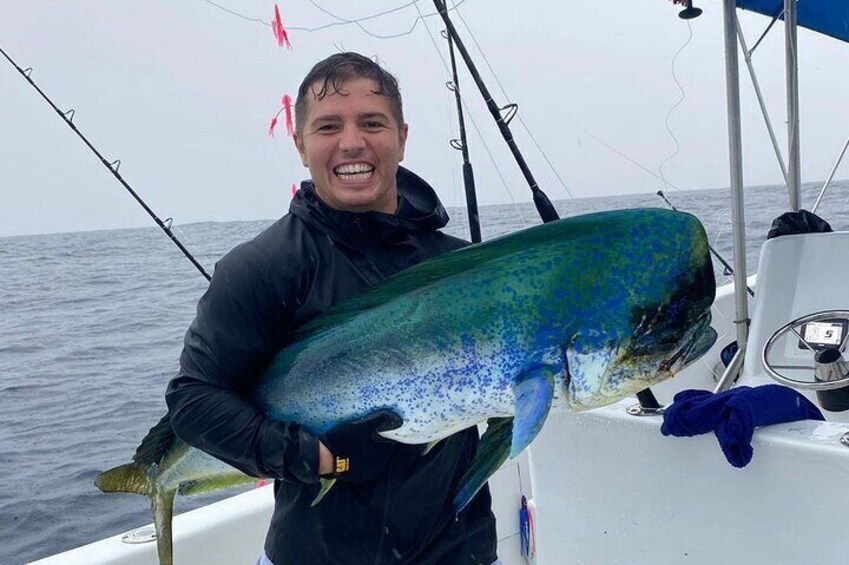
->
xmin=743 ymin=231 xmax=849 ymax=418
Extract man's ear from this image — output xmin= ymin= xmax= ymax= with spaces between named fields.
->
xmin=398 ymin=123 xmax=409 ymax=163
xmin=293 ymin=132 xmax=308 ymax=167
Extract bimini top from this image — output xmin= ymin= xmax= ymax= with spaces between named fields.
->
xmin=736 ymin=0 xmax=849 ymax=44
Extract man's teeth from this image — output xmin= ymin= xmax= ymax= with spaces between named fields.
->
xmin=335 ymin=163 xmax=375 ymax=180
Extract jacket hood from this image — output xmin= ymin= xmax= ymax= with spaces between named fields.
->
xmin=289 ymin=166 xmax=451 ymax=247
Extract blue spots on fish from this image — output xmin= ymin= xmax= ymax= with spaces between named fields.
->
xmin=359 ymin=383 xmax=380 ymax=400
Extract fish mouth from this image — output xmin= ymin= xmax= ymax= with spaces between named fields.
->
xmin=683 ymin=319 xmax=718 ymax=367
xmin=664 ymin=310 xmax=717 ymax=372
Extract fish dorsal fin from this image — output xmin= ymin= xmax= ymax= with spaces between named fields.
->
xmin=292 ymin=214 xmax=603 ymax=343
xmin=132 ymin=414 xmax=179 ymax=466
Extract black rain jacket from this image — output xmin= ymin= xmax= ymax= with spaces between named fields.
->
xmin=166 ymin=167 xmax=497 ymax=565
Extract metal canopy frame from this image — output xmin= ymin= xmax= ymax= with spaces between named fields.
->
xmin=722 ymin=0 xmax=849 ymax=374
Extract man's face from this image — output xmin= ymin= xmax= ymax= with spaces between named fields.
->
xmin=294 ymin=77 xmax=408 ymax=214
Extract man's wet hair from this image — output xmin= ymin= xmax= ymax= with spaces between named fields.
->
xmin=295 ymin=52 xmax=404 ymax=133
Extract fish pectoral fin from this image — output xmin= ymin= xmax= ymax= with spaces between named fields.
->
xmin=453 ymin=417 xmax=513 ymax=514
xmin=510 ymin=365 xmax=555 ymax=458
xmin=311 ymin=478 xmax=337 ymax=507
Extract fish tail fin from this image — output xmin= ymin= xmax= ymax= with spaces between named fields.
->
xmin=96 ymin=413 xmax=181 ymax=565
xmin=95 ymin=463 xmax=177 ymax=565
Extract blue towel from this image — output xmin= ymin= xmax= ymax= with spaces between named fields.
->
xmin=661 ymin=385 xmax=824 ymax=467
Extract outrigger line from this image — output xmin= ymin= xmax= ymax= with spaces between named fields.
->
xmin=0 ymin=45 xmax=212 ymax=282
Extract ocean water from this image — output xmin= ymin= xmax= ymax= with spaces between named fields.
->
xmin=1 ymin=181 xmax=847 ymax=564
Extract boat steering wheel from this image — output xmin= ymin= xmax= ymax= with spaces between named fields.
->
xmin=762 ymin=309 xmax=849 ymax=390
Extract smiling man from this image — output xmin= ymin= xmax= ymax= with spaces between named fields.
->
xmin=293 ymin=74 xmax=407 ymax=215
xmin=166 ymin=52 xmax=498 ymax=565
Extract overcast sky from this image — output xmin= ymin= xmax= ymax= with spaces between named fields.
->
xmin=2 ymin=0 xmax=848 ymax=237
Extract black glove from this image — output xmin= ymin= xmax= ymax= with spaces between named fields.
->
xmin=767 ymin=209 xmax=832 ymax=239
xmin=319 ymin=410 xmax=403 ymax=484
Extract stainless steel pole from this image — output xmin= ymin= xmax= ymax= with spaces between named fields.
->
xmin=736 ymin=16 xmax=788 ymax=185
xmin=812 ymin=135 xmax=849 ymax=214
xmin=785 ymin=0 xmax=802 ymax=211
xmin=723 ymin=0 xmax=750 ymax=347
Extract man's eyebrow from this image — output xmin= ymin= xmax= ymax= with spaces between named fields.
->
xmin=311 ymin=114 xmax=343 ymax=125
xmin=358 ymin=111 xmax=390 ymax=121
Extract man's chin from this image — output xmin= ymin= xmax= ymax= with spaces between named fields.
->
xmin=326 ymin=186 xmax=397 ymax=214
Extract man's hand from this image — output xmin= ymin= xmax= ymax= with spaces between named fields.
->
xmin=318 ymin=441 xmax=334 ymax=475
xmin=318 ymin=410 xmax=403 ymax=483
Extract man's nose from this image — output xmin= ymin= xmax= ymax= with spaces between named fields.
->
xmin=338 ymin=125 xmax=366 ymax=152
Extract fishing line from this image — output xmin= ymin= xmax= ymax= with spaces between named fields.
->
xmin=303 ymin=0 xmax=473 ymax=40
xmin=197 ymin=0 xmax=471 ymax=39
xmin=0 ymin=46 xmax=212 ymax=282
xmin=569 ymin=122 xmax=685 ymax=191
xmin=653 ymin=25 xmax=751 ymax=296
xmin=709 ymin=208 xmax=733 ymax=259
xmin=657 ymin=20 xmax=694 ymax=194
xmin=199 ymin=0 xmax=269 ymax=24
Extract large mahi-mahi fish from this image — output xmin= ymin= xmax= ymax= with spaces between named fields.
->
xmin=96 ymin=208 xmax=717 ymax=565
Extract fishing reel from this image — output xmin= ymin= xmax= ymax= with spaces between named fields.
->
xmin=763 ymin=310 xmax=849 ymax=411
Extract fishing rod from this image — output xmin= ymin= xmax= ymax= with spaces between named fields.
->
xmin=656 ymin=190 xmax=754 ymax=297
xmin=1 ymin=46 xmax=212 ymax=282
xmin=441 ymin=25 xmax=481 ymax=243
xmin=432 ymin=0 xmax=560 ymax=225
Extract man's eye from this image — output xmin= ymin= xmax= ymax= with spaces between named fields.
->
xmin=317 ymin=124 xmax=339 ymax=132
xmin=363 ymin=121 xmax=386 ymax=129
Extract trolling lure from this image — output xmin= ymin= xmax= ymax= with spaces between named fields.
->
xmin=269 ymin=94 xmax=294 ymax=138
xmin=520 ymin=495 xmax=536 ymax=560
xmin=271 ymin=4 xmax=292 ymax=49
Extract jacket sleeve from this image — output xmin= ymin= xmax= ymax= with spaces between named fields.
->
xmin=165 ymin=243 xmax=319 ymax=484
